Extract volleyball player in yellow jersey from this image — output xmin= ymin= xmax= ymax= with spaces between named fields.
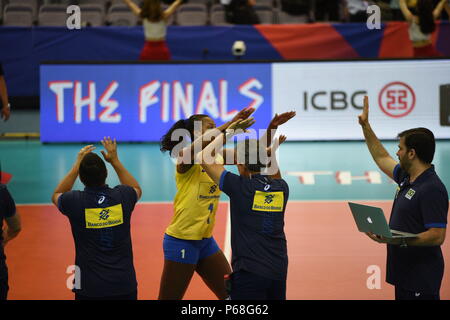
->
xmin=159 ymin=108 xmax=255 ymax=300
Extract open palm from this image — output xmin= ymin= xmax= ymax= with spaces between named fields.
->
xmin=358 ymin=96 xmax=369 ymax=126
xmin=270 ymin=111 xmax=296 ymax=127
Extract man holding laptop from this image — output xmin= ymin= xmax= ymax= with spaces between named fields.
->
xmin=356 ymin=96 xmax=448 ymax=300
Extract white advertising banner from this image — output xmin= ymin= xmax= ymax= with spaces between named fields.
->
xmin=272 ymin=60 xmax=450 ymax=140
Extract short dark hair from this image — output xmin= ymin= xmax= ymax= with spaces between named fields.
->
xmin=140 ymin=0 xmax=163 ymax=22
xmin=79 ymin=153 xmax=107 ymax=187
xmin=398 ymin=127 xmax=435 ymax=164
xmin=160 ymin=114 xmax=209 ymax=155
xmin=237 ymin=139 xmax=268 ymax=173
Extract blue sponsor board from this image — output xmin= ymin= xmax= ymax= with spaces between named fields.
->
xmin=40 ymin=63 xmax=272 ymax=142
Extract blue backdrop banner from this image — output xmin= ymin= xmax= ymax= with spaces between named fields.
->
xmin=40 ymin=62 xmax=272 ymax=142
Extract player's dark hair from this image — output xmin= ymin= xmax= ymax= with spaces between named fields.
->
xmin=140 ymin=0 xmax=164 ymax=22
xmin=398 ymin=127 xmax=435 ymax=164
xmin=79 ymin=153 xmax=107 ymax=188
xmin=237 ymin=139 xmax=268 ymax=173
xmin=160 ymin=114 xmax=209 ymax=154
xmin=416 ymin=0 xmax=435 ymax=34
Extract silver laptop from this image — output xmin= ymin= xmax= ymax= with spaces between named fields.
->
xmin=348 ymin=202 xmax=418 ymax=238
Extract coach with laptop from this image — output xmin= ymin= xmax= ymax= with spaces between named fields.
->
xmin=358 ymin=96 xmax=448 ymax=300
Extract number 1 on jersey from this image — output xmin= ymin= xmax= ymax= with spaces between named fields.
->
xmin=181 ymin=249 xmax=185 ymax=259
xmin=207 ymin=203 xmax=214 ymax=224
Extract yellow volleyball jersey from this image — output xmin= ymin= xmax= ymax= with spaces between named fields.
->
xmin=166 ymin=162 xmax=222 ymax=240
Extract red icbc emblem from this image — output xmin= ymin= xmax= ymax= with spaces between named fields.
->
xmin=378 ymin=82 xmax=416 ymax=118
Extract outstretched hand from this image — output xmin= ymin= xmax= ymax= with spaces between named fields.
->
xmin=228 ymin=117 xmax=256 ymax=132
xmin=1 ymin=107 xmax=10 ymax=122
xmin=76 ymin=145 xmax=96 ymax=163
xmin=269 ymin=111 xmax=296 ymax=128
xmin=279 ymin=134 xmax=287 ymax=144
xmin=231 ymin=106 xmax=256 ymax=123
xmin=267 ymin=135 xmax=287 ymax=155
xmin=358 ymin=96 xmax=369 ymax=126
xmin=100 ymin=137 xmax=119 ymax=164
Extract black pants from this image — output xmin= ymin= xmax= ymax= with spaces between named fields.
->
xmin=75 ymin=290 xmax=137 ymax=301
xmin=0 ymin=262 xmax=8 ymax=300
xmin=395 ymin=286 xmax=440 ymax=300
xmin=230 ymin=270 xmax=286 ymax=300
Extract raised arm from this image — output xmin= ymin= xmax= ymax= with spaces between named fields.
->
xmin=100 ymin=137 xmax=142 ymax=200
xmin=198 ymin=118 xmax=255 ymax=184
xmin=163 ymin=0 xmax=183 ymax=19
xmin=259 ymin=112 xmax=296 ymax=150
xmin=399 ymin=0 xmax=414 ymax=22
xmin=258 ymin=111 xmax=295 ymax=178
xmin=433 ymin=0 xmax=448 ymax=20
xmin=51 ymin=145 xmax=96 ymax=206
xmin=0 ymin=75 xmax=10 ymax=121
xmin=177 ymin=106 xmax=255 ymax=172
xmin=358 ymin=96 xmax=397 ymax=180
xmin=265 ymin=135 xmax=287 ymax=180
xmin=122 ymin=0 xmax=141 ymax=16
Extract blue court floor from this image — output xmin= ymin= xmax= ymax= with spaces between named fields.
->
xmin=1 ymin=140 xmax=449 ymax=204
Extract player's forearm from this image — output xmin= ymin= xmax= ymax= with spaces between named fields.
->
xmin=123 ymin=0 xmax=140 ymax=15
xmin=265 ymin=148 xmax=281 ymax=178
xmin=259 ymin=122 xmax=278 ymax=150
xmin=361 ymin=123 xmax=391 ymax=165
xmin=433 ymin=0 xmax=447 ymax=19
xmin=186 ymin=124 xmax=228 ymax=160
xmin=399 ymin=0 xmax=412 ymax=18
xmin=0 ymin=77 xmax=9 ymax=107
xmin=406 ymin=230 xmax=446 ymax=247
xmin=54 ymin=166 xmax=78 ymax=194
xmin=111 ymin=159 xmax=141 ymax=190
xmin=197 ymin=131 xmax=228 ymax=164
xmin=168 ymin=0 xmax=183 ymax=11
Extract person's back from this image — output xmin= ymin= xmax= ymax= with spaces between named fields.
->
xmin=143 ymin=19 xmax=167 ymax=40
xmin=198 ymin=111 xmax=295 ymax=300
xmin=399 ymin=0 xmax=447 ymax=56
xmin=52 ymin=139 xmax=142 ymax=300
xmin=122 ymin=0 xmax=182 ymax=60
xmin=221 ymin=172 xmax=289 ymax=283
xmin=58 ymin=184 xmax=138 ymax=298
xmin=408 ymin=19 xmax=431 ymax=42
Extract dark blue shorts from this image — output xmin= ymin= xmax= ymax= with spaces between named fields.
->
xmin=163 ymin=234 xmax=220 ymax=264
xmin=230 ymin=270 xmax=286 ymax=300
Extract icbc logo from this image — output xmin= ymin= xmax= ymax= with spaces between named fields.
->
xmin=378 ymin=82 xmax=415 ymax=118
